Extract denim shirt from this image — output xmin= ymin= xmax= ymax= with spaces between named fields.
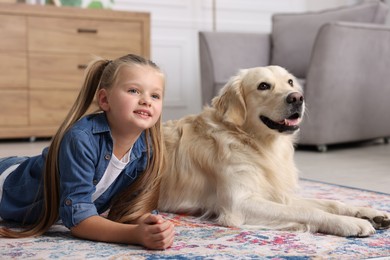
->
xmin=0 ymin=113 xmax=149 ymax=228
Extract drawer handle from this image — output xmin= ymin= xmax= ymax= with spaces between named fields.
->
xmin=78 ymin=64 xmax=88 ymax=70
xmin=77 ymin=28 xmax=98 ymax=34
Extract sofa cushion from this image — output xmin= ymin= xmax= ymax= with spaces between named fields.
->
xmin=199 ymin=31 xmax=271 ymax=105
xmin=271 ymin=0 xmax=388 ymax=79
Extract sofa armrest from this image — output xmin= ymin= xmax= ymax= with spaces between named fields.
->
xmin=300 ymin=21 xmax=390 ymax=145
xmin=199 ymin=31 xmax=271 ymax=105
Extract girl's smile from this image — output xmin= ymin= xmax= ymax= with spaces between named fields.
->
xmin=134 ymin=109 xmax=152 ymax=118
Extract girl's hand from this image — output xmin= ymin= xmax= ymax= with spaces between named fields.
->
xmin=70 ymin=214 xmax=174 ymax=249
xmin=135 ymin=213 xmax=175 ymax=250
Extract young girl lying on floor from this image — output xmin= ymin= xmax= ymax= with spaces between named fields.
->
xmin=0 ymin=53 xmax=174 ymax=250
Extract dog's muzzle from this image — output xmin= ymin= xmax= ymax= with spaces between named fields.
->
xmin=260 ymin=92 xmax=304 ymax=133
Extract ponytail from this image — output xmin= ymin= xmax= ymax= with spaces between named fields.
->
xmin=0 ymin=58 xmax=110 ymax=238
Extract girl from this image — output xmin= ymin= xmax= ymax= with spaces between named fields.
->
xmin=0 ymin=54 xmax=174 ymax=249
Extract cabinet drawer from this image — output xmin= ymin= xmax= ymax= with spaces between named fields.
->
xmin=29 ymin=51 xmax=126 ymax=90
xmin=0 ymin=90 xmax=28 ymax=126
xmin=30 ymin=90 xmax=78 ymax=126
xmin=0 ymin=52 xmax=27 ymax=89
xmin=0 ymin=14 xmax=26 ymax=51
xmin=28 ymin=17 xmax=143 ymax=54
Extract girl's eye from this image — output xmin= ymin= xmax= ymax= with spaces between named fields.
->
xmin=152 ymin=94 xmax=161 ymax=100
xmin=129 ymin=89 xmax=139 ymax=94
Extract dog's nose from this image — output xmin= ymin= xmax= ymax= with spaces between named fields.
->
xmin=286 ymin=92 xmax=304 ymax=105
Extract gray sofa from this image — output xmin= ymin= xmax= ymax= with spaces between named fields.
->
xmin=199 ymin=0 xmax=390 ymax=151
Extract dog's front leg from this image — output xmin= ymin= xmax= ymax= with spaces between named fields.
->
xmin=220 ymin=193 xmax=379 ymax=237
xmin=291 ymin=197 xmax=390 ymax=230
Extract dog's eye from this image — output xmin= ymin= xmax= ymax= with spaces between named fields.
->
xmin=258 ymin=82 xmax=271 ymax=91
xmin=288 ymin=79 xmax=293 ymax=87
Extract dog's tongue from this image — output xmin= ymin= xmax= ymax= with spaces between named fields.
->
xmin=279 ymin=118 xmax=299 ymax=126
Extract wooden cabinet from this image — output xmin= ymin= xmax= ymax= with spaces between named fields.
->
xmin=0 ymin=3 xmax=150 ymax=139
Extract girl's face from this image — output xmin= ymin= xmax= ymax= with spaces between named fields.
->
xmin=99 ymin=65 xmax=165 ymax=135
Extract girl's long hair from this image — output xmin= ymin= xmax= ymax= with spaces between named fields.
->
xmin=0 ymin=54 xmax=165 ymax=237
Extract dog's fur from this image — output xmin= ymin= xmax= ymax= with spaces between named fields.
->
xmin=158 ymin=66 xmax=390 ymax=236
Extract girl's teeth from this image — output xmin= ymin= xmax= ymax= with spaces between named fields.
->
xmin=137 ymin=111 xmax=149 ymax=116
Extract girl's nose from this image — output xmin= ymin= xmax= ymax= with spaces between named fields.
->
xmin=139 ymin=95 xmax=152 ymax=107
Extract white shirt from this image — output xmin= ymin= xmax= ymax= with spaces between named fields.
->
xmin=92 ymin=149 xmax=131 ymax=202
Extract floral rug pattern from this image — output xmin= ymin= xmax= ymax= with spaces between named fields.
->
xmin=1 ymin=179 xmax=390 ymax=259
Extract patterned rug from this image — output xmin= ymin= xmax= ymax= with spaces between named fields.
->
xmin=1 ymin=179 xmax=390 ymax=260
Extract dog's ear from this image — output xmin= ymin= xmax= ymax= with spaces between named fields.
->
xmin=212 ymin=70 xmax=247 ymax=126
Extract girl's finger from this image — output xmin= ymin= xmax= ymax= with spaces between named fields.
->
xmin=150 ymin=222 xmax=174 ymax=241
xmin=144 ymin=214 xmax=163 ymax=225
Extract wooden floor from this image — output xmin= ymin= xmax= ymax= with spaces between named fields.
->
xmin=1 ymin=138 xmax=389 ymax=194
xmin=296 ymin=139 xmax=390 ymax=194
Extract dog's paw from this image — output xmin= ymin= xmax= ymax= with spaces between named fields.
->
xmin=342 ymin=218 xmax=376 ymax=237
xmin=321 ymin=215 xmax=376 ymax=237
xmin=361 ymin=214 xmax=390 ymax=230
xmin=355 ymin=208 xmax=390 ymax=230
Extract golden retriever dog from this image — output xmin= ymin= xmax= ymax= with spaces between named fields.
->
xmin=159 ymin=66 xmax=390 ymax=237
